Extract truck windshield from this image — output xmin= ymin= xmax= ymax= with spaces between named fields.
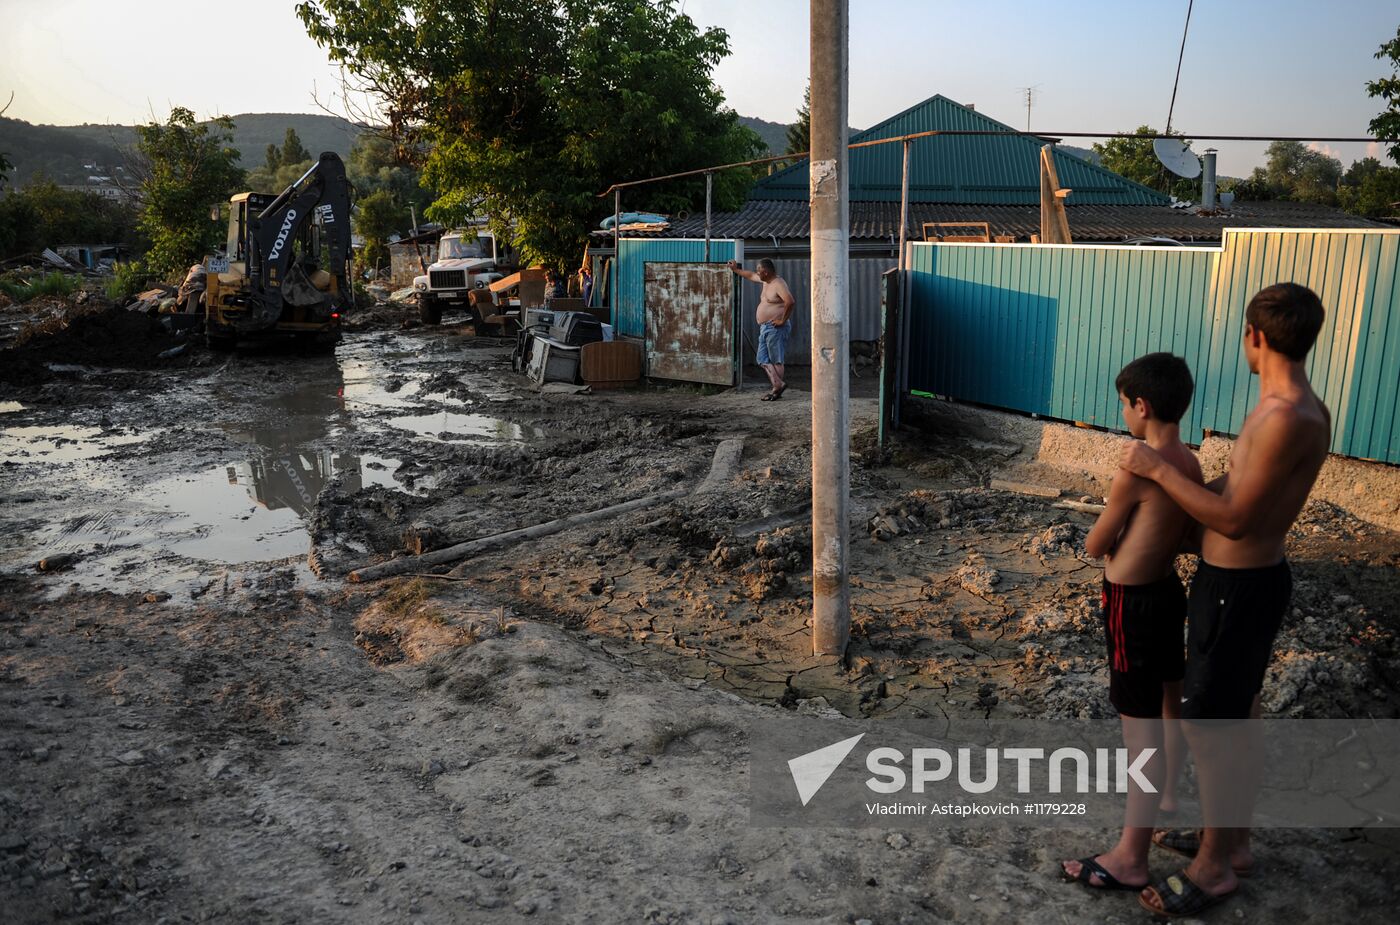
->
xmin=442 ymin=236 xmax=489 ymax=260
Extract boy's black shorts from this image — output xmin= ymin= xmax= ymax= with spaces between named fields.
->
xmin=1182 ymin=560 xmax=1292 ymax=722
xmin=1101 ymin=575 xmax=1187 ymax=718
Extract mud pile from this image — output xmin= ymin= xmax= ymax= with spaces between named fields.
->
xmin=0 ymin=303 xmax=197 ymax=384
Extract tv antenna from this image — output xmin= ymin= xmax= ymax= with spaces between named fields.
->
xmin=1017 ymin=85 xmax=1041 ymax=132
xmin=1154 ymin=0 xmax=1201 ymax=180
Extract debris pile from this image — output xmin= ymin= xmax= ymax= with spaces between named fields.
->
xmin=0 ymin=301 xmax=200 ymax=384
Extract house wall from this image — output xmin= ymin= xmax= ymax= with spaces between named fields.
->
xmin=736 ymin=256 xmax=894 ymax=365
xmin=905 ymin=228 xmax=1400 ymax=464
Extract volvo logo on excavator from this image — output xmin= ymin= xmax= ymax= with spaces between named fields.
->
xmin=268 ymin=209 xmax=298 ymax=262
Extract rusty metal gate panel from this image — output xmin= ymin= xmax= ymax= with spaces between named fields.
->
xmin=643 ymin=263 xmax=736 ymax=385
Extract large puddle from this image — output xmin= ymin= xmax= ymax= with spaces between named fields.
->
xmin=1 ymin=332 xmax=528 ymax=595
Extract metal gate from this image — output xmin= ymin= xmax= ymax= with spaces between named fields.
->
xmin=643 ymin=263 xmax=737 ymax=385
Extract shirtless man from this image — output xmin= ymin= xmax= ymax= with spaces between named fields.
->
xmin=727 ymin=259 xmax=795 ymax=400
xmin=1119 ymin=283 xmax=1332 ymax=918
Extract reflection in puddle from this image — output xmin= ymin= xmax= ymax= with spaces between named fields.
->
xmin=150 ymin=466 xmax=310 ymax=563
xmin=0 ymin=425 xmax=146 ymax=462
xmin=388 ymin=411 xmax=547 ymax=444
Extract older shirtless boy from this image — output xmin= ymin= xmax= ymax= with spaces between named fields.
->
xmin=1120 ymin=283 xmax=1331 ymax=918
xmin=727 ymin=259 xmax=795 ymax=400
xmin=1062 ymin=353 xmax=1201 ymax=894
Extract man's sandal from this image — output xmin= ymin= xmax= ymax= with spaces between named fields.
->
xmin=1152 ymin=829 xmax=1254 ymax=877
xmin=760 ymin=391 xmax=776 ymax=401
xmin=1060 ymin=856 xmax=1148 ymax=892
xmin=1138 ymin=870 xmax=1235 ymax=918
xmin=772 ymin=383 xmax=787 ymax=399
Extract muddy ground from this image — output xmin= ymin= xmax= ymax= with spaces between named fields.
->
xmin=3 ymin=299 xmax=1400 ymax=923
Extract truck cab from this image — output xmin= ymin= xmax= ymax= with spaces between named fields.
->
xmin=412 ymin=228 xmax=513 ymax=326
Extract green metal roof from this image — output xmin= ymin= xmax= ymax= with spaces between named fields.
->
xmin=751 ymin=94 xmax=1171 ymax=206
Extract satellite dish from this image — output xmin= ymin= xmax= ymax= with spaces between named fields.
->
xmin=1153 ymin=137 xmax=1201 ymax=179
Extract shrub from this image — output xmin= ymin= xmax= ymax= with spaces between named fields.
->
xmin=0 ymin=271 xmax=82 ymax=303
xmin=105 ymin=261 xmax=155 ymax=302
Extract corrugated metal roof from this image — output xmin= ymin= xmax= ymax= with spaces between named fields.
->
xmin=751 ymin=94 xmax=1169 ymax=206
xmin=644 ymin=199 xmax=1391 ymax=244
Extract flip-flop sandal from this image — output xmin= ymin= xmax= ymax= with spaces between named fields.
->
xmin=760 ymin=392 xmax=776 ymax=402
xmin=1060 ymin=856 xmax=1148 ymax=892
xmin=773 ymin=384 xmax=787 ymax=399
xmin=1152 ymin=829 xmax=1254 ymax=877
xmin=1138 ymin=870 xmax=1235 ymax=919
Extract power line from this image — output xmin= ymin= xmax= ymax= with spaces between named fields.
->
xmin=1165 ymin=0 xmax=1194 ymax=134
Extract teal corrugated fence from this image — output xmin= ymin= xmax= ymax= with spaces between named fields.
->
xmin=615 ymin=238 xmax=740 ymax=338
xmin=906 ymin=229 xmax=1400 ymax=464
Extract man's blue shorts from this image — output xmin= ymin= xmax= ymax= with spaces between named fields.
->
xmin=757 ymin=321 xmax=790 ymax=366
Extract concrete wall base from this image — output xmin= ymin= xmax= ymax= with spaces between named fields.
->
xmin=908 ymin=397 xmax=1400 ymax=533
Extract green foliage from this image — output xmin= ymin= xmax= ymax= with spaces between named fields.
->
xmin=133 ymin=107 xmax=245 ymax=277
xmin=0 ymin=151 xmax=11 ymax=188
xmin=1366 ymin=25 xmax=1400 ymax=164
xmin=354 ymin=189 xmax=401 ymax=268
xmin=786 ymin=85 xmax=810 ymax=156
xmin=245 ymin=158 xmax=316 ymax=194
xmin=0 ymin=178 xmax=140 ymax=259
xmin=348 ymin=134 xmax=429 ymax=215
xmin=105 ymin=260 xmax=156 ymax=302
xmin=298 ymin=0 xmax=765 ymax=267
xmin=265 ymin=142 xmax=282 ymax=172
xmin=1243 ymin=140 xmax=1343 ymax=205
xmin=1091 ymin=126 xmax=1198 ymax=200
xmin=0 ymin=271 xmax=82 ymax=303
xmin=280 ymin=128 xmax=312 ymax=167
xmin=1338 ymin=157 xmax=1400 ymax=217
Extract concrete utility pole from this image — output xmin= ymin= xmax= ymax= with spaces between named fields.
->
xmin=809 ymin=0 xmax=851 ymax=656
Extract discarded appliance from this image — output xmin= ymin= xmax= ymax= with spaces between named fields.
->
xmin=526 ymin=337 xmax=582 ymax=385
xmin=547 ymin=311 xmax=604 ymax=347
xmin=580 ymin=341 xmax=641 ymax=390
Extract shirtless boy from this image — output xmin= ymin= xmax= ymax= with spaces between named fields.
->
xmin=727 ymin=259 xmax=795 ymax=400
xmin=1062 ymin=353 xmax=1201 ymax=894
xmin=1120 ymin=283 xmax=1331 ymax=918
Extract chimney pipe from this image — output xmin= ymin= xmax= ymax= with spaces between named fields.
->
xmin=1202 ymin=149 xmax=1218 ymax=211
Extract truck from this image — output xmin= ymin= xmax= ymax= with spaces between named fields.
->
xmin=201 ymin=152 xmax=353 ymax=351
xmin=411 ymin=227 xmax=514 ymax=327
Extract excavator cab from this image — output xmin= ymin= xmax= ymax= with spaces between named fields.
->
xmin=204 ymin=153 xmax=353 ymax=351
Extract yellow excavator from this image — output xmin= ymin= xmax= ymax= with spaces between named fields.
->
xmin=201 ymin=152 xmax=353 ymax=351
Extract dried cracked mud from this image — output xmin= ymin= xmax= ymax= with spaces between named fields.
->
xmin=3 ymin=302 xmax=1400 ymax=923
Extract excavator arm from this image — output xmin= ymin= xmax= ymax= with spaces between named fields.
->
xmin=244 ymin=152 xmax=353 ymax=328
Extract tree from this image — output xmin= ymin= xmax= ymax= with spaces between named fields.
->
xmin=786 ymin=84 xmax=810 ymax=156
xmin=354 ymin=188 xmax=401 ymax=269
xmin=347 ymin=133 xmax=429 ymax=217
xmin=1255 ymin=140 xmax=1343 ymax=205
xmin=132 ymin=107 xmax=245 ymax=277
xmin=0 ymin=151 xmax=11 ymax=190
xmin=0 ymin=178 xmax=139 ymax=259
xmin=245 ymin=157 xmax=317 ymax=195
xmin=1091 ymin=126 xmax=1198 ymax=200
xmin=1339 ymin=156 xmax=1400 ymax=217
xmin=1366 ymin=25 xmax=1400 ymax=163
xmin=264 ymin=142 xmax=282 ymax=172
xmin=297 ymin=0 xmax=765 ymax=267
xmin=280 ymin=127 xmax=312 ymax=167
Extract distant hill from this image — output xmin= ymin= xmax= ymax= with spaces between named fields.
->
xmin=0 ymin=112 xmax=366 ymax=187
xmin=1058 ymin=144 xmax=1101 ymax=165
xmin=738 ymin=116 xmax=792 ymax=155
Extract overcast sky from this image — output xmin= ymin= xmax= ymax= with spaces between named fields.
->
xmin=2 ymin=0 xmax=1396 ymax=175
